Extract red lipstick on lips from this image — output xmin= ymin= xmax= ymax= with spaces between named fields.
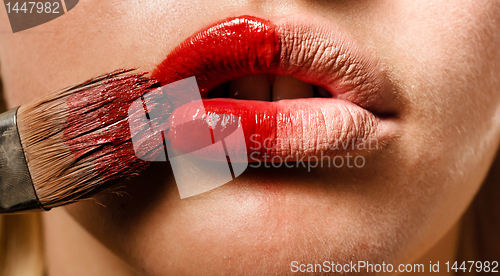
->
xmin=153 ymin=16 xmax=280 ymax=94
xmin=152 ymin=15 xmax=397 ymax=161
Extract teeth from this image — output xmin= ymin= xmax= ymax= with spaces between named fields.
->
xmin=228 ymin=75 xmax=271 ymax=101
xmin=272 ymin=75 xmax=314 ymax=101
xmin=224 ymin=75 xmax=319 ymax=101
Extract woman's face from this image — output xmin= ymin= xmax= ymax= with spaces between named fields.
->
xmin=1 ymin=0 xmax=500 ymax=275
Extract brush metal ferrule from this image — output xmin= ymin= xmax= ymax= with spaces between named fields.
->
xmin=0 ymin=107 xmax=45 ymax=213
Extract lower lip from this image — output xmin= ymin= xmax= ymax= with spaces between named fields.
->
xmin=166 ymin=98 xmax=388 ymax=161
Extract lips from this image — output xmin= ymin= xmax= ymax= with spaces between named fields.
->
xmin=151 ymin=15 xmax=398 ymax=161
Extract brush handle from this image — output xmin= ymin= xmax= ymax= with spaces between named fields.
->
xmin=0 ymin=107 xmax=45 ymax=213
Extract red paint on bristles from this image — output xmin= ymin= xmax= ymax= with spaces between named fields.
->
xmin=62 ymin=70 xmax=162 ymax=183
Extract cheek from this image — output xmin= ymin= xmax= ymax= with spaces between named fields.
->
xmin=355 ymin=0 xmax=500 ymax=176
xmin=0 ymin=0 xmax=188 ymax=107
xmin=378 ymin=0 xmax=500 ymax=260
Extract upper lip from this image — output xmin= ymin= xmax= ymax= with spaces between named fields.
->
xmin=151 ymin=14 xmax=397 ymax=116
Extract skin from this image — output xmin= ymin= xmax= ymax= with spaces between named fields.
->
xmin=1 ymin=0 xmax=500 ymax=275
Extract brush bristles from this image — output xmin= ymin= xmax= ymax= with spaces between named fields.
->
xmin=17 ymin=69 xmax=160 ymax=209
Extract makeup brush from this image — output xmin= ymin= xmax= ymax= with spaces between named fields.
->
xmin=0 ymin=69 xmax=172 ymax=213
